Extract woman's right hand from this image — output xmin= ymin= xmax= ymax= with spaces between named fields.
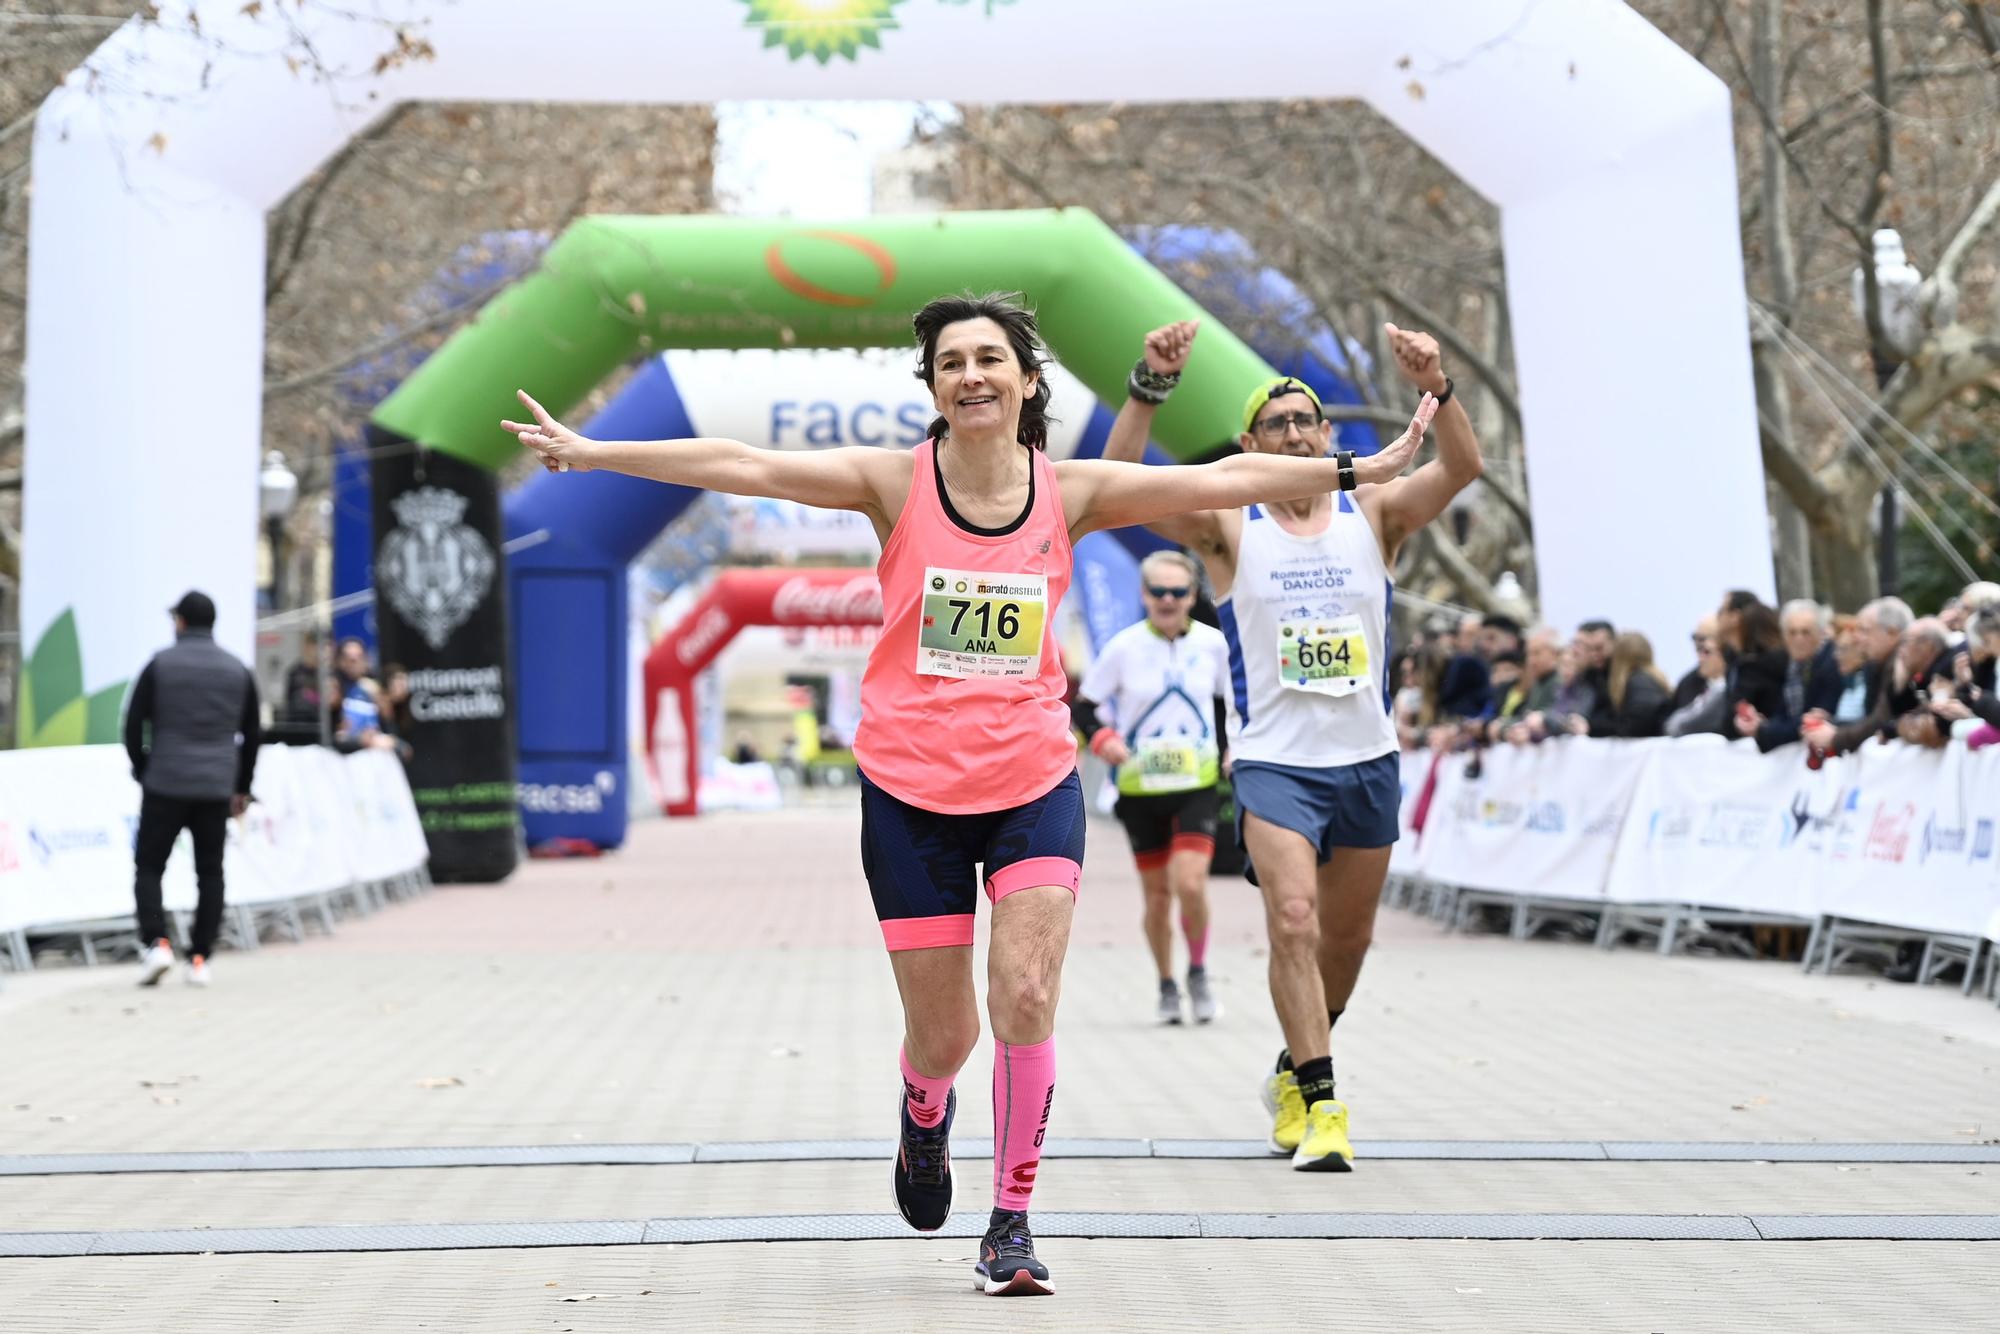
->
xmin=502 ymin=390 xmax=595 ymax=473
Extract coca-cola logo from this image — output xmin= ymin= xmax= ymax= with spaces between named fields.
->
xmin=676 ymin=606 xmax=734 ymax=666
xmin=771 ymin=575 xmax=882 ymax=625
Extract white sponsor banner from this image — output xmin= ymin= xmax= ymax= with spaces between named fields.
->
xmin=1604 ymin=739 xmax=2000 ymax=939
xmin=1418 ymin=738 xmax=1643 ymax=903
xmin=1604 ymin=736 xmax=1836 ymax=917
xmin=1786 ymin=741 xmax=2000 ymax=940
xmin=0 ymin=744 xmax=428 ymax=936
xmin=1395 ymin=737 xmax=2000 ymax=942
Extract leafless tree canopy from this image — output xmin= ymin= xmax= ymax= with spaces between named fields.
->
xmin=4 ymin=1 xmax=1996 ymax=623
xmin=941 ymin=0 xmax=2000 ymax=613
xmin=1 ymin=1 xmax=716 ymax=593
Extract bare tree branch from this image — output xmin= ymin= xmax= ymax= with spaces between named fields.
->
xmin=1926 ymin=172 xmax=2000 ymax=296
xmin=266 ymin=103 xmax=413 ymax=306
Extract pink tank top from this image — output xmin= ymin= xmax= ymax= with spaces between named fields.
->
xmin=853 ymin=438 xmax=1076 ymax=814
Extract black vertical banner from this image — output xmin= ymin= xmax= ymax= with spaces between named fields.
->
xmin=368 ymin=432 xmax=520 ymax=883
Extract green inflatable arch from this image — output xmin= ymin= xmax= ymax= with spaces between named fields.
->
xmin=362 ymin=207 xmax=1283 ymax=883
xmin=372 ymin=208 xmax=1276 ymax=462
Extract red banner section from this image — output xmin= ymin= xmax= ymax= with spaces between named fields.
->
xmin=643 ymin=568 xmax=883 ymax=816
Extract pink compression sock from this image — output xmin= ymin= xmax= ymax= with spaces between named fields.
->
xmin=992 ymin=1035 xmax=1056 ymax=1212
xmin=900 ymin=1046 xmax=954 ymax=1129
xmin=1184 ymin=920 xmax=1209 ymax=970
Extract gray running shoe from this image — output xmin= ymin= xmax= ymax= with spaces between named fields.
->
xmin=1156 ymin=978 xmax=1183 ymax=1025
xmin=1187 ymin=967 xmax=1221 ymax=1024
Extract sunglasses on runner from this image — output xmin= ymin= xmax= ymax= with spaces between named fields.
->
xmin=1146 ymin=585 xmax=1192 ymax=599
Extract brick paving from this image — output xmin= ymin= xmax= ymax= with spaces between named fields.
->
xmin=3 ymin=802 xmax=1997 ymax=1328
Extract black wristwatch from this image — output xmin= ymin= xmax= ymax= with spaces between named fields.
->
xmin=1336 ymin=449 xmax=1358 ymax=491
xmin=1431 ymin=376 xmax=1454 ymax=407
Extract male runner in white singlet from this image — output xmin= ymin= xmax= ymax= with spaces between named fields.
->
xmin=1102 ymin=320 xmax=1484 ymax=1170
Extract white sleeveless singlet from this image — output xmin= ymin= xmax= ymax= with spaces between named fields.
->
xmin=1216 ymin=494 xmax=1398 ymax=769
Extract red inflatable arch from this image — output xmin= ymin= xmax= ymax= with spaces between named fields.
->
xmin=644 ymin=568 xmax=882 ymax=816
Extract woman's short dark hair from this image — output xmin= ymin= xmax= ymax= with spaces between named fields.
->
xmin=912 ymin=292 xmax=1055 ymax=451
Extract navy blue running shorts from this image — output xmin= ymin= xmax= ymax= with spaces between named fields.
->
xmin=1231 ymin=753 xmax=1400 ymax=862
xmin=858 ymin=768 xmax=1085 ymax=951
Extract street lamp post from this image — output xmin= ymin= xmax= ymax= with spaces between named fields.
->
xmin=258 ymin=450 xmax=299 ymax=614
xmin=1850 ymin=228 xmax=1925 ymax=598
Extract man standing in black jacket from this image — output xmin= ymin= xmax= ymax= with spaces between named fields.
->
xmin=122 ymin=592 xmax=261 ymax=987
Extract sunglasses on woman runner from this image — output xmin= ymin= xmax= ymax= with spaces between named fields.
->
xmin=1146 ymin=585 xmax=1192 ymax=599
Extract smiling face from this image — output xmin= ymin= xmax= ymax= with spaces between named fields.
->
xmin=1241 ymin=390 xmax=1333 ymax=459
xmin=1140 ymin=553 xmax=1196 ymax=635
xmin=928 ymin=317 xmax=1036 ymax=444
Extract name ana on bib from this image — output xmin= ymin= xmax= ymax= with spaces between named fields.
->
xmin=918 ymin=567 xmax=1048 ymax=678
xmin=1278 ymin=612 xmax=1370 ymax=698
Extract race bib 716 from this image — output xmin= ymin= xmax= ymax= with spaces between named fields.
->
xmin=917 ymin=567 xmax=1048 ymax=678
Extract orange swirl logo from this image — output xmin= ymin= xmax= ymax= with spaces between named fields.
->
xmin=764 ymin=231 xmax=898 ymax=308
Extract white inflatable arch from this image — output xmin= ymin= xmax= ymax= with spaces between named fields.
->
xmin=23 ymin=0 xmax=1768 ymax=739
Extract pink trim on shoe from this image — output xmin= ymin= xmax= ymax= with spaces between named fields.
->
xmin=985 ymin=857 xmax=1082 ymax=903
xmin=881 ymin=914 xmax=976 ymax=952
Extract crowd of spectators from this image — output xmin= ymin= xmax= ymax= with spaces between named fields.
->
xmin=277 ymin=631 xmax=414 ymax=763
xmin=1393 ymin=579 xmax=2000 ymax=761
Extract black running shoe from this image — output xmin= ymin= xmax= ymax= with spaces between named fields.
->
xmin=893 ymin=1086 xmax=954 ymax=1232
xmin=975 ymin=1209 xmax=1053 ymax=1296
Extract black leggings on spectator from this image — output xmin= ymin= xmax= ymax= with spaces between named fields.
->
xmin=133 ymin=793 xmax=230 ymax=959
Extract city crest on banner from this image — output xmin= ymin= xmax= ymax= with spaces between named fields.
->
xmin=377 ymin=487 xmax=497 ymax=651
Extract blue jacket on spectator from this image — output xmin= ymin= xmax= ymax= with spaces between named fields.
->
xmin=1755 ymin=641 xmax=1845 ymax=752
xmin=1437 ymin=653 xmax=1492 ymax=721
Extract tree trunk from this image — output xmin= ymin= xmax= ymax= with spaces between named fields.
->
xmin=1769 ymin=486 xmax=1814 ymax=603
xmin=1817 ymin=519 xmax=1879 ymax=611
xmin=1811 ymin=467 xmax=1881 ymax=610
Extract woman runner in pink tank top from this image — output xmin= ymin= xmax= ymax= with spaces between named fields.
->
xmin=505 ymin=294 xmax=1437 ymax=1298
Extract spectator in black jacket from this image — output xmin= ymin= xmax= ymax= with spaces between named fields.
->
xmin=122 ymin=591 xmax=260 ymax=988
xmin=1719 ymin=592 xmax=1788 ymax=725
xmin=281 ymin=631 xmax=323 ymax=730
xmin=1585 ymin=632 xmax=1672 ymax=738
xmin=1573 ymin=618 xmax=1615 ymax=702
xmin=1743 ymin=600 xmax=1843 ymax=752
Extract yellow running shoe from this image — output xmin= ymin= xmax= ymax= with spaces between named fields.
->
xmin=1291 ymin=1099 xmax=1355 ymax=1172
xmin=1260 ymin=1069 xmax=1307 ymax=1156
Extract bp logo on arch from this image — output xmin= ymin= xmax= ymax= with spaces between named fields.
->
xmin=742 ymin=0 xmax=1018 ymax=65
xmin=740 ymin=0 xmax=905 ymax=64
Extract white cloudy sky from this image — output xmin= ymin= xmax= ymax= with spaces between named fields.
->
xmin=712 ymin=101 xmax=946 ymax=217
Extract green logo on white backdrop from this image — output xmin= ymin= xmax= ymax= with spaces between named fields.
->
xmin=17 ymin=608 xmax=128 ymax=747
xmin=741 ymin=0 xmax=905 ymax=63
